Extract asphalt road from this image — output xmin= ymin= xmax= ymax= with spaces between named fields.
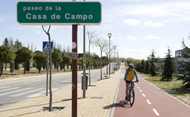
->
xmin=0 ymin=65 xmax=113 ymax=109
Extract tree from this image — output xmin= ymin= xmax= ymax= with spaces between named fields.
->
xmin=3 ymin=38 xmax=9 ymax=46
xmin=87 ymin=30 xmax=96 ymax=85
xmin=52 ymin=47 xmax=62 ymax=72
xmin=0 ymin=46 xmax=15 ymax=77
xmin=13 ymin=39 xmax=22 ymax=50
xmin=140 ymin=59 xmax=145 ymax=73
xmin=92 ymin=38 xmax=107 ymax=79
xmin=177 ymin=39 xmax=190 ymax=87
xmin=42 ymin=25 xmax=53 ymax=111
xmin=9 ymin=37 xmax=14 ymax=50
xmin=145 ymin=60 xmax=150 ymax=74
xmin=3 ymin=38 xmax=9 ymax=71
xmin=149 ymin=49 xmax=157 ymax=76
xmin=61 ymin=55 xmax=72 ymax=71
xmin=33 ymin=51 xmax=46 ymax=73
xmin=15 ymin=47 xmax=33 ymax=74
xmin=161 ymin=47 xmax=174 ymax=81
xmin=10 ymin=62 xmax=14 ymax=73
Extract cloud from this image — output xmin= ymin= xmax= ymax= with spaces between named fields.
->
xmin=118 ymin=37 xmax=122 ymax=40
xmin=120 ymin=49 xmax=149 ymax=59
xmin=124 ymin=19 xmax=140 ymax=25
xmin=144 ymin=35 xmax=163 ymax=40
xmin=110 ymin=1 xmax=190 ymax=23
xmin=126 ymin=36 xmax=138 ymax=40
xmin=144 ymin=21 xmax=163 ymax=27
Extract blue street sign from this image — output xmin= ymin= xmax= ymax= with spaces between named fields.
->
xmin=43 ymin=41 xmax=53 ymax=52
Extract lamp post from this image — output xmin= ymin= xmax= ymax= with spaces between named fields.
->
xmin=108 ymin=33 xmax=112 ymax=75
xmin=117 ymin=52 xmax=119 ymax=69
xmin=114 ymin=46 xmax=116 ymax=73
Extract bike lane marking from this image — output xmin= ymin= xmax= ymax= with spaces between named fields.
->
xmin=153 ymin=109 xmax=160 ymax=116
xmin=146 ymin=99 xmax=151 ymax=105
xmin=142 ymin=93 xmax=146 ymax=97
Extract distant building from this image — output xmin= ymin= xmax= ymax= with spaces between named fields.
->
xmin=175 ymin=49 xmax=183 ymax=58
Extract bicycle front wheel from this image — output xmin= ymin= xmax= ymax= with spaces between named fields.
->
xmin=129 ymin=90 xmax=135 ymax=106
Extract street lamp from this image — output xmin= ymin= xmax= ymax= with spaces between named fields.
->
xmin=114 ymin=46 xmax=116 ymax=73
xmin=108 ymin=33 xmax=112 ymax=75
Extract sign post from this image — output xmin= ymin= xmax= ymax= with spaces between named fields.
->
xmin=43 ymin=41 xmax=53 ymax=96
xmin=17 ymin=1 xmax=101 ymax=117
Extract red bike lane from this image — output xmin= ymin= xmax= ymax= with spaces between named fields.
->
xmin=113 ymin=70 xmax=190 ymax=117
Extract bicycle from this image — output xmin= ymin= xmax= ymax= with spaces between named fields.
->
xmin=126 ymin=81 xmax=136 ymax=107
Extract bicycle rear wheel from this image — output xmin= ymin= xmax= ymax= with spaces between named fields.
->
xmin=129 ymin=89 xmax=135 ymax=106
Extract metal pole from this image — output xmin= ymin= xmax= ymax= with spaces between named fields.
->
xmin=114 ymin=48 xmax=115 ymax=74
xmin=46 ymin=52 xmax=48 ymax=96
xmin=72 ymin=25 xmax=78 ymax=117
xmin=83 ymin=14 xmax=86 ymax=98
xmin=72 ymin=0 xmax=77 ymax=116
xmin=109 ymin=37 xmax=110 ymax=75
xmin=88 ymin=34 xmax=91 ymax=86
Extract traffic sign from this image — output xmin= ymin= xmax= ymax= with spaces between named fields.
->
xmin=17 ymin=1 xmax=102 ymax=25
xmin=43 ymin=41 xmax=53 ymax=52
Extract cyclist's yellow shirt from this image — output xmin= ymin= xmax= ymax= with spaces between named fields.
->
xmin=125 ymin=70 xmax=135 ymax=81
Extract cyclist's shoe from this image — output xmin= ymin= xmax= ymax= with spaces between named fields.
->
xmin=125 ymin=96 xmax=128 ymax=100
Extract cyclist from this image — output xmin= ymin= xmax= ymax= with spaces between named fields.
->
xmin=124 ymin=64 xmax=139 ymax=100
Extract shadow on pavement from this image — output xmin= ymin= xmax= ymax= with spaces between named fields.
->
xmin=103 ymin=100 xmax=131 ymax=109
xmin=62 ymin=97 xmax=82 ymax=102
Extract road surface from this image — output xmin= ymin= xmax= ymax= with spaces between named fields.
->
xmin=0 ymin=66 xmax=113 ymax=109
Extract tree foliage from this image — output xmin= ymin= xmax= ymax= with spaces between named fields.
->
xmin=161 ymin=47 xmax=174 ymax=81
xmin=0 ymin=46 xmax=15 ymax=76
xmin=177 ymin=40 xmax=190 ymax=87
xmin=52 ymin=47 xmax=62 ymax=71
xmin=140 ymin=59 xmax=145 ymax=73
xmin=145 ymin=60 xmax=150 ymax=74
xmin=33 ymin=51 xmax=46 ymax=73
xmin=15 ymin=47 xmax=33 ymax=74
xmin=149 ymin=49 xmax=157 ymax=76
xmin=61 ymin=55 xmax=71 ymax=71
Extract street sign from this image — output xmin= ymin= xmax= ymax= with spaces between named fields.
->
xmin=43 ymin=41 xmax=53 ymax=52
xmin=17 ymin=1 xmax=102 ymax=25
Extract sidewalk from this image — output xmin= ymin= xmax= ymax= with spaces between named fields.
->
xmin=0 ymin=67 xmax=123 ymax=117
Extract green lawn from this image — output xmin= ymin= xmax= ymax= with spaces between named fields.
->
xmin=142 ymin=74 xmax=190 ymax=106
xmin=0 ymin=66 xmax=102 ymax=80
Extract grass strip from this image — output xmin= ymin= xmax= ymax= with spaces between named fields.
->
xmin=140 ymin=73 xmax=190 ymax=106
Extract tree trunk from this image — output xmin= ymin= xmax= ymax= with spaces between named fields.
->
xmin=5 ymin=63 xmax=7 ymax=71
xmin=24 ymin=62 xmax=26 ymax=74
xmin=0 ymin=63 xmax=3 ymax=77
xmin=57 ymin=63 xmax=58 ymax=72
xmin=39 ymin=69 xmax=40 ymax=73
xmin=100 ymin=51 xmax=102 ymax=79
xmin=48 ymin=34 xmax=52 ymax=112
xmin=64 ymin=65 xmax=65 ymax=72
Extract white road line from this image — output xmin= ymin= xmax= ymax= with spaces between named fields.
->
xmin=144 ymin=80 xmax=190 ymax=108
xmin=137 ymin=87 xmax=139 ymax=89
xmin=11 ymin=88 xmax=44 ymax=97
xmin=140 ymin=90 xmax=142 ymax=92
xmin=27 ymin=88 xmax=58 ymax=97
xmin=153 ymin=109 xmax=160 ymax=116
xmin=146 ymin=99 xmax=151 ymax=105
xmin=0 ymin=87 xmax=20 ymax=92
xmin=142 ymin=93 xmax=146 ymax=97
xmin=0 ymin=87 xmax=8 ymax=89
xmin=0 ymin=88 xmax=32 ymax=96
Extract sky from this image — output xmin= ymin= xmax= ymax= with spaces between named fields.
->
xmin=1 ymin=0 xmax=190 ymax=60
